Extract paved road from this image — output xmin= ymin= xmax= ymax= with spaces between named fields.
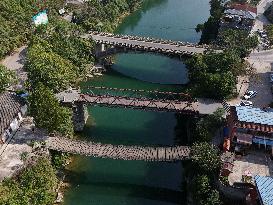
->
xmin=0 ymin=46 xmax=27 ymax=89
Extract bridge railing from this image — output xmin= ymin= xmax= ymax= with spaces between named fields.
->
xmin=80 ymin=86 xmax=195 ymax=103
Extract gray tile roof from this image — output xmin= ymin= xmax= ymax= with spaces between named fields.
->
xmin=0 ymin=92 xmax=25 ymax=136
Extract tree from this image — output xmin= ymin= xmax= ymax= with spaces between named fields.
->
xmin=199 ymin=0 xmax=224 ymax=44
xmin=192 ymin=108 xmax=225 ymax=142
xmin=0 ymin=0 xmax=65 ymax=59
xmin=209 ymin=0 xmax=224 ymax=18
xmin=0 ymin=157 xmax=58 ymax=205
xmin=191 ymin=175 xmax=222 ymax=205
xmin=186 ymin=51 xmax=247 ymax=99
xmin=26 ymin=43 xmax=78 ymax=93
xmin=218 ymin=29 xmax=259 ymax=57
xmin=0 ymin=65 xmax=17 ymax=93
xmin=191 ymin=142 xmax=221 ymax=174
xmin=28 ymin=83 xmax=74 ymax=137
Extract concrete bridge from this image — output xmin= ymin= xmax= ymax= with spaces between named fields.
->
xmin=83 ymin=31 xmax=222 ymax=58
xmin=46 ymin=137 xmax=191 ymax=161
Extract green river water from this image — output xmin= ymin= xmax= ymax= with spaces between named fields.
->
xmin=64 ymin=0 xmax=210 ymax=204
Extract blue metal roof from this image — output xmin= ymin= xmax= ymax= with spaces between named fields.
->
xmin=235 ymin=106 xmax=273 ymax=126
xmin=254 ymin=175 xmax=273 ymax=205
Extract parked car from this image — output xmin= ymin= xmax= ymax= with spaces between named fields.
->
xmin=258 ymin=30 xmax=267 ymax=38
xmin=237 ymin=100 xmax=253 ymax=107
xmin=271 ymin=85 xmax=273 ymax=94
xmin=243 ymin=91 xmax=257 ymax=100
xmin=270 ymin=73 xmax=273 ymax=83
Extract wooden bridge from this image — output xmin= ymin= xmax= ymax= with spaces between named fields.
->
xmin=46 ymin=137 xmax=191 ymax=161
xmin=56 ymin=87 xmax=223 ymax=115
xmin=82 ymin=31 xmax=222 ymax=58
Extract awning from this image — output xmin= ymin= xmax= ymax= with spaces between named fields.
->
xmin=235 ymin=132 xmax=253 ymax=144
xmin=252 ymin=137 xmax=273 ymax=146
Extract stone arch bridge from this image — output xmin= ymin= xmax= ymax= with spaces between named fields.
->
xmin=82 ymin=31 xmax=222 ymax=58
xmin=46 ymin=137 xmax=191 ymax=161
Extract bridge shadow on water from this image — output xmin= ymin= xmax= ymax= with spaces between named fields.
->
xmin=65 ymin=168 xmax=184 ymax=204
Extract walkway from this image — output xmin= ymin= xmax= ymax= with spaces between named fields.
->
xmin=46 ymin=137 xmax=191 ymax=161
xmin=56 ymin=89 xmax=223 ymax=115
xmin=84 ymin=31 xmax=222 ymax=56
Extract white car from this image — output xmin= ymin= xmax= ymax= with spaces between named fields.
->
xmin=243 ymin=91 xmax=257 ymax=100
xmin=237 ymin=101 xmax=253 ymax=107
xmin=258 ymin=30 xmax=267 ymax=38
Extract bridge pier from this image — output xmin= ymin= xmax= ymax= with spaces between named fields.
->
xmin=56 ymin=89 xmax=88 ymax=132
xmin=95 ymin=43 xmax=105 ymax=57
xmin=71 ymin=102 xmax=88 ymax=132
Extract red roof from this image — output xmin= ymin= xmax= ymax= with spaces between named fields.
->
xmin=228 ymin=3 xmax=257 ymax=14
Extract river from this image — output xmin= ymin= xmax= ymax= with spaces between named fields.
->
xmin=63 ymin=0 xmax=210 ymax=204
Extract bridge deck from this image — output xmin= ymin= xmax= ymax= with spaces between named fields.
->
xmin=85 ymin=32 xmax=220 ymax=55
xmin=46 ymin=137 xmax=191 ymax=161
xmin=79 ymin=94 xmax=198 ymax=114
xmin=56 ymin=89 xmax=223 ymax=115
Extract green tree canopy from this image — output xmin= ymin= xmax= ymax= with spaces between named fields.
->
xmin=0 ymin=0 xmax=65 ymax=59
xmin=191 ymin=142 xmax=221 ymax=174
xmin=191 ymin=175 xmax=222 ymax=205
xmin=193 ymin=108 xmax=225 ymax=142
xmin=0 ymin=65 xmax=17 ymax=93
xmin=218 ymin=29 xmax=259 ymax=57
xmin=186 ymin=51 xmax=246 ymax=99
xmin=26 ymin=18 xmax=95 ymax=92
xmin=26 ymin=43 xmax=78 ymax=92
xmin=28 ymin=83 xmax=73 ymax=136
xmin=0 ymin=157 xmax=58 ymax=205
xmin=73 ymin=0 xmax=141 ymax=32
